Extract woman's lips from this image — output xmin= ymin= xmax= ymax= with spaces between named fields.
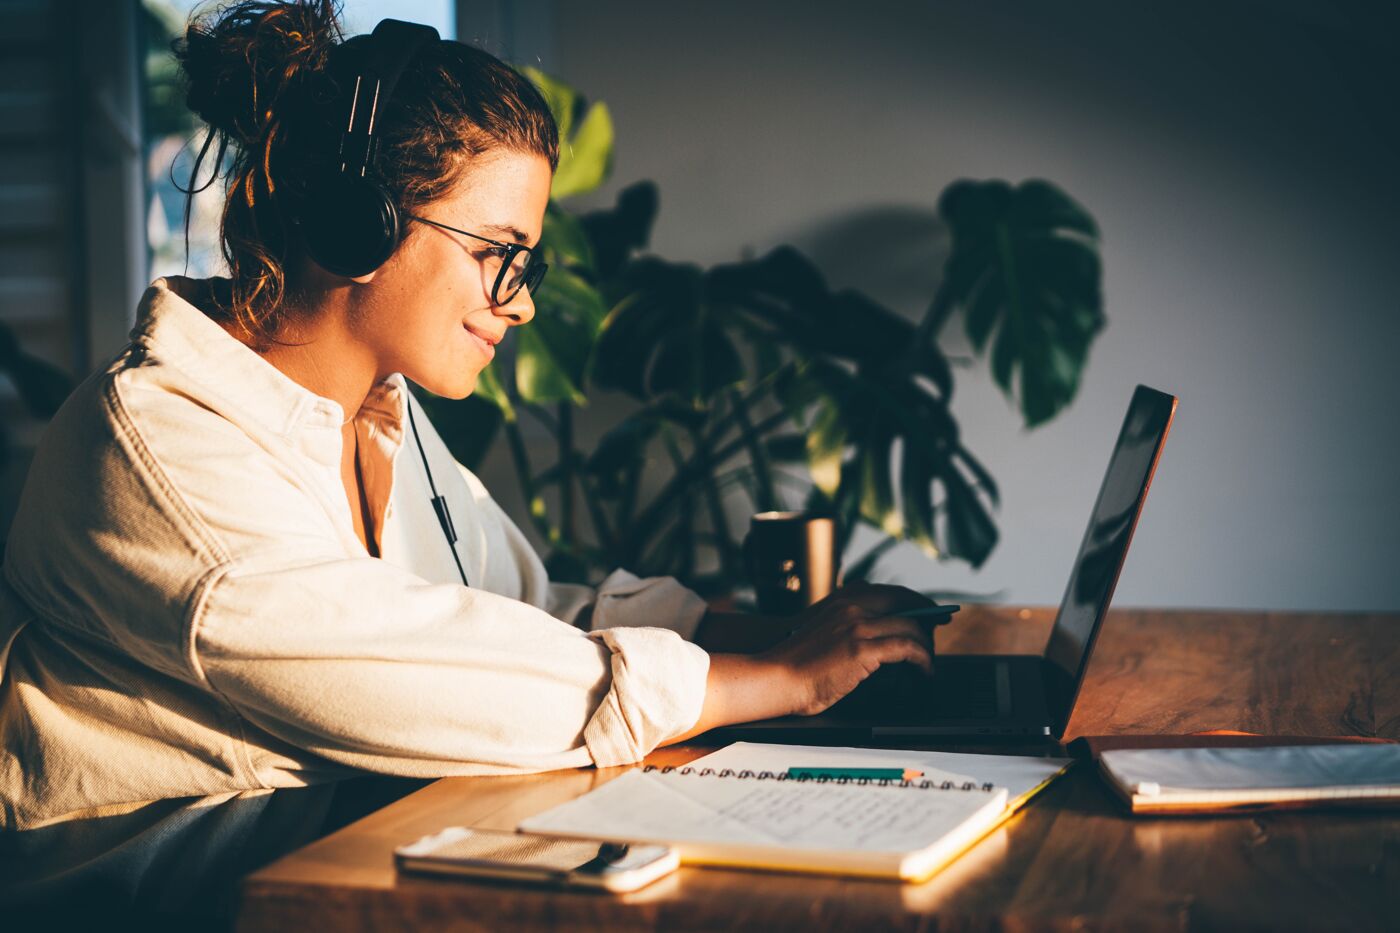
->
xmin=463 ymin=325 xmax=496 ymax=360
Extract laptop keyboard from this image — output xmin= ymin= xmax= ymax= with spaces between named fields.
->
xmin=929 ymin=663 xmax=1002 ymax=717
xmin=831 ymin=661 xmax=1001 ymax=721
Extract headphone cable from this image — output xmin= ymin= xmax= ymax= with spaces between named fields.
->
xmin=405 ymin=393 xmax=470 ymax=587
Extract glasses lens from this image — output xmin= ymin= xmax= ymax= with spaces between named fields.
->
xmin=501 ymin=249 xmax=532 ymax=299
xmin=495 ymin=249 xmax=544 ymax=305
xmin=527 ymin=262 xmax=547 ymax=292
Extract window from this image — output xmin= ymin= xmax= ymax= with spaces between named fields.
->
xmin=140 ymin=1 xmax=456 ymax=283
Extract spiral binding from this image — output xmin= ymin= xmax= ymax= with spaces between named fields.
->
xmin=640 ymin=764 xmax=995 ymax=792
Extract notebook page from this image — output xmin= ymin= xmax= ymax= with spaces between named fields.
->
xmin=521 ymin=767 xmax=1008 ymax=854
xmin=690 ymin=742 xmax=1071 ymax=804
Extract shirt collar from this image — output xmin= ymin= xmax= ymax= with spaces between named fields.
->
xmin=129 ymin=276 xmax=408 ymax=438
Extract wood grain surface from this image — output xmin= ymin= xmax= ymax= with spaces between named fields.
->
xmin=237 ymin=607 xmax=1400 ymax=932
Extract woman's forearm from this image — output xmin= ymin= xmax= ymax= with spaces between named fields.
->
xmin=662 ymin=584 xmax=940 ymax=747
xmin=659 ymin=653 xmax=803 ymax=746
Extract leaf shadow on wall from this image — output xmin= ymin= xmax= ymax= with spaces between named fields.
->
xmin=779 ymin=204 xmax=951 ymax=326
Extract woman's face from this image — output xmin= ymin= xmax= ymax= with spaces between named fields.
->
xmin=352 ymin=149 xmax=553 ymax=399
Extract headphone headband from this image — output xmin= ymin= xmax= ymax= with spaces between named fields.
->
xmin=297 ymin=20 xmax=467 ymax=582
xmin=299 ymin=18 xmax=439 ymax=279
xmin=336 ymin=19 xmax=440 ymax=177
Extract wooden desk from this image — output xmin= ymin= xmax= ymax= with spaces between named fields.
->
xmin=237 ymin=607 xmax=1400 ymax=931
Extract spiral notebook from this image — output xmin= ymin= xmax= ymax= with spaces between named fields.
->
xmin=519 ymin=742 xmax=1070 ymax=881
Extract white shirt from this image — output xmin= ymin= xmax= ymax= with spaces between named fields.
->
xmin=0 ymin=278 xmax=711 ymax=904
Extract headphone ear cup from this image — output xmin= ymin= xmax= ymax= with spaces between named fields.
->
xmin=299 ymin=174 xmax=401 ymax=278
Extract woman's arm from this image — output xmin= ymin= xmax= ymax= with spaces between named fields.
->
xmin=664 ymin=583 xmax=935 ymax=744
xmin=196 ymin=554 xmax=711 ymax=775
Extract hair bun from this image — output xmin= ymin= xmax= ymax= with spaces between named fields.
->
xmin=175 ymin=0 xmax=342 ymax=143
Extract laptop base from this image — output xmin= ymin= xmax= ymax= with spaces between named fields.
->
xmin=704 ymin=655 xmax=1057 ymax=746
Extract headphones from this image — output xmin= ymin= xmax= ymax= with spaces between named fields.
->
xmin=298 ymin=18 xmax=440 ymax=279
xmin=301 ymin=20 xmax=470 ymax=587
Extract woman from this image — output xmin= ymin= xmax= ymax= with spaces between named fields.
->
xmin=0 ymin=0 xmax=933 ymax=913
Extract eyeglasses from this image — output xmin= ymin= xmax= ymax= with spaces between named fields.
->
xmin=407 ymin=215 xmax=548 ymax=307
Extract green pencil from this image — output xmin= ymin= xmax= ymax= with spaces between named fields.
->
xmin=786 ymin=767 xmax=924 ymax=781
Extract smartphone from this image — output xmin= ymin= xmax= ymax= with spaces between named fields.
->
xmin=394 ymin=826 xmax=678 ymax=892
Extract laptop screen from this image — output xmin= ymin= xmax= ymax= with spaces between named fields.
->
xmin=1043 ymin=385 xmax=1177 ymax=732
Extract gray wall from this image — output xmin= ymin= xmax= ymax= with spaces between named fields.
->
xmin=476 ymin=1 xmax=1400 ymax=611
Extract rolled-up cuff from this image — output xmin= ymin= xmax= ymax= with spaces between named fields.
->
xmin=582 ymin=626 xmax=710 ymax=768
xmin=587 ymin=569 xmax=709 ymax=641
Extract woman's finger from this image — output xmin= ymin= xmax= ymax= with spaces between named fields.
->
xmin=837 ymin=583 xmax=935 ymax=617
xmin=847 ymin=615 xmax=928 ymax=645
xmin=863 ymin=635 xmax=934 ymax=673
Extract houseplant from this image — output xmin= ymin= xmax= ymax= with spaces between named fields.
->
xmin=419 ymin=71 xmax=1106 ymax=595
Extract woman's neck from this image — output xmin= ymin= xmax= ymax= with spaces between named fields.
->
xmin=207 ymin=283 xmax=382 ymax=422
xmin=259 ymin=320 xmax=381 ymax=422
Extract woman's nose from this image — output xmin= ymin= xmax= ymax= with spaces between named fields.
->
xmin=497 ymin=285 xmax=535 ymax=326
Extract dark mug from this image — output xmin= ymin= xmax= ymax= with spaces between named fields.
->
xmin=742 ymin=511 xmax=839 ymax=616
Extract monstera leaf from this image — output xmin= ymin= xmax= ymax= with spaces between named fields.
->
xmin=580 ymin=181 xmax=659 ymax=280
xmin=797 ymin=357 xmax=999 ymax=567
xmin=932 ymin=179 xmax=1104 ymax=427
xmin=522 ymin=67 xmax=614 ymax=201
xmin=590 ymin=258 xmax=746 ymax=406
xmin=704 ymin=251 xmax=996 ymax=566
xmin=471 ymin=363 xmax=513 ymax=419
xmin=514 ymin=265 xmax=607 ymax=406
xmin=541 ymin=205 xmax=595 ymax=271
xmin=709 ymin=248 xmax=929 ymax=372
xmin=499 ymin=182 xmax=661 ymax=415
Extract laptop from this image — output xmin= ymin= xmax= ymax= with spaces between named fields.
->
xmin=709 ymin=384 xmax=1178 ymax=745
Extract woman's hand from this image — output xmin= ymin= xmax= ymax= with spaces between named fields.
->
xmin=664 ymin=583 xmax=937 ymax=744
xmin=759 ymin=583 xmax=936 ymax=715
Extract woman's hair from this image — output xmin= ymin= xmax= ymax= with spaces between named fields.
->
xmin=174 ymin=0 xmax=559 ymax=344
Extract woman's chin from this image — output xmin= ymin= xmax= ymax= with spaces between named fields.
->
xmin=414 ymin=370 xmax=478 ymax=401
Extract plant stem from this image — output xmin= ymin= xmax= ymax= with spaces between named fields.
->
xmin=503 ymin=418 xmax=558 ymax=544
xmin=626 ymin=406 xmax=789 ymax=559
xmin=660 ymin=425 xmax=694 ymax=579
xmin=576 ymin=461 xmax=617 ymax=561
xmin=706 ymin=377 xmax=782 ymax=447
xmin=526 ymin=403 xmax=559 ymax=433
xmin=728 ymin=386 xmax=777 ymax=512
xmin=558 ymin=403 xmax=575 ymax=546
xmin=688 ymin=418 xmax=739 ymax=582
xmin=618 ymin=456 xmax=642 ymax=547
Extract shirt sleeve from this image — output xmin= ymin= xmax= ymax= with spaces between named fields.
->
xmin=457 ymin=463 xmax=710 ymax=641
xmin=193 ymin=552 xmax=711 ymax=776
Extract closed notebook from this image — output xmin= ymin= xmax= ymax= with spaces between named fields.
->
xmin=519 ymin=742 xmax=1070 ymax=882
xmin=1097 ymin=743 xmax=1400 ymax=813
